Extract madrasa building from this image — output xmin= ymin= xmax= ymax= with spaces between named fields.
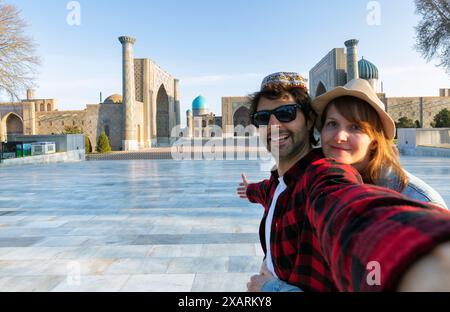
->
xmin=0 ymin=36 xmax=181 ymax=151
xmin=185 ymin=95 xmax=222 ymax=138
xmin=309 ymin=39 xmax=450 ymax=128
xmin=2 ymin=37 xmax=449 ymax=151
xmin=219 ymin=39 xmax=450 ymax=132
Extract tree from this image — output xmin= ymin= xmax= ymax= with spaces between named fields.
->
xmin=414 ymin=0 xmax=450 ymax=74
xmin=396 ymin=116 xmax=416 ymax=128
xmin=0 ymin=2 xmax=40 ymax=100
xmin=85 ymin=135 xmax=92 ymax=153
xmin=415 ymin=120 xmax=422 ymax=128
xmin=433 ymin=108 xmax=450 ymax=127
xmin=96 ymin=131 xmax=111 ymax=153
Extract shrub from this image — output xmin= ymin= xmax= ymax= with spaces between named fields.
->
xmin=85 ymin=135 xmax=92 ymax=153
xmin=97 ymin=131 xmax=111 ymax=153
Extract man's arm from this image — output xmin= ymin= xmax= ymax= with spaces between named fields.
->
xmin=246 ymin=179 xmax=271 ymax=207
xmin=301 ymin=158 xmax=450 ymax=291
xmin=397 ymin=241 xmax=450 ymax=291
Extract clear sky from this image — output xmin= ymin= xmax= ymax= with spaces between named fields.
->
xmin=6 ymin=0 xmax=450 ymax=124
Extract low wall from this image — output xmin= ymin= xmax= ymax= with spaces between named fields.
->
xmin=398 ymin=145 xmax=450 ymax=157
xmin=0 ymin=150 xmax=85 ymax=167
xmin=174 ymin=137 xmax=262 ymax=147
xmin=6 ymin=134 xmax=85 ymax=153
xmin=397 ymin=128 xmax=450 ymax=147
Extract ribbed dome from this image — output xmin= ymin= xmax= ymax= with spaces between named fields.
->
xmin=192 ymin=96 xmax=207 ymax=110
xmin=358 ymin=57 xmax=379 ymax=79
xmin=104 ymin=94 xmax=123 ymax=104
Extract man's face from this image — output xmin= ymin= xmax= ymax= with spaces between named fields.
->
xmin=257 ymin=92 xmax=311 ymax=162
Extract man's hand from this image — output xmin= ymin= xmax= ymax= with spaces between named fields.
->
xmin=397 ymin=241 xmax=450 ymax=291
xmin=247 ymin=273 xmax=273 ymax=292
xmin=247 ymin=260 xmax=276 ymax=292
xmin=237 ymin=173 xmax=249 ymax=199
xmin=260 ymin=259 xmax=273 ymax=276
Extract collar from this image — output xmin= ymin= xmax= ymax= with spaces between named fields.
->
xmin=269 ymin=148 xmax=324 ymax=185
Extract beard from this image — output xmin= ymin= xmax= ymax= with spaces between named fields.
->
xmin=266 ymin=128 xmax=310 ymax=163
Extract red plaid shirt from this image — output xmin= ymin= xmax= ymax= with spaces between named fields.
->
xmin=247 ymin=149 xmax=450 ymax=291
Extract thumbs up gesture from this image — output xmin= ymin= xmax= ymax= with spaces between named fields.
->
xmin=237 ymin=173 xmax=249 ymax=199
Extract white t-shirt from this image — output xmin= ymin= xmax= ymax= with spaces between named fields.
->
xmin=265 ymin=176 xmax=287 ymax=278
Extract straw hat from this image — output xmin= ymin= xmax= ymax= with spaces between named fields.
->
xmin=312 ymin=79 xmax=395 ymax=140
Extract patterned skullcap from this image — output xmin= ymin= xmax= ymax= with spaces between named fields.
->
xmin=260 ymin=72 xmax=308 ymax=91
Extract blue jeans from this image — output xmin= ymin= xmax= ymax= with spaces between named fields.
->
xmin=261 ymin=278 xmax=302 ymax=292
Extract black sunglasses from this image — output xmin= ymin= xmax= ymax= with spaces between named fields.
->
xmin=251 ymin=103 xmax=305 ymax=128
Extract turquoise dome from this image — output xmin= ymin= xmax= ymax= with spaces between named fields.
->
xmin=358 ymin=57 xmax=379 ymax=79
xmin=186 ymin=108 xmax=192 ymax=114
xmin=192 ymin=96 xmax=207 ymax=110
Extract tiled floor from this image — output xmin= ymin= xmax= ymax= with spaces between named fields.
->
xmin=0 ymin=156 xmax=449 ymax=292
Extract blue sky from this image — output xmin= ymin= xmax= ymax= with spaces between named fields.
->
xmin=7 ymin=0 xmax=450 ymax=124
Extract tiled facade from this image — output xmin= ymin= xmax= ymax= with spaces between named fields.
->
xmin=221 ymin=96 xmax=256 ymax=137
xmin=0 ymin=37 xmax=181 ymax=151
xmin=309 ymin=40 xmax=450 ymax=128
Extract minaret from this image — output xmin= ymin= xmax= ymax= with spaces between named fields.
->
xmin=26 ymin=89 xmax=35 ymax=100
xmin=344 ymin=39 xmax=359 ymax=82
xmin=118 ymin=36 xmax=138 ymax=151
xmin=186 ymin=109 xmax=193 ymax=138
xmin=174 ymin=79 xmax=181 ymax=127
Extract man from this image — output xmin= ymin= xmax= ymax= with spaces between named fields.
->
xmin=239 ymin=72 xmax=450 ymax=292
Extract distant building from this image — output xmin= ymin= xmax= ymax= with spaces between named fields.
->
xmin=309 ymin=39 xmax=450 ymax=128
xmin=0 ymin=36 xmax=181 ymax=151
xmin=186 ymin=96 xmax=222 ymax=137
xmin=221 ymin=96 xmax=255 ymax=137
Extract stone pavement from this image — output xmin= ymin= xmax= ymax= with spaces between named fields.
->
xmin=0 ymin=159 xmax=272 ymax=292
xmin=0 ymin=156 xmax=449 ymax=292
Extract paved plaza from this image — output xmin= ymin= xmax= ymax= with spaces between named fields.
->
xmin=0 ymin=156 xmax=449 ymax=292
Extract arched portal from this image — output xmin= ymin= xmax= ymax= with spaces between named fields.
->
xmin=233 ymin=106 xmax=250 ymax=128
xmin=6 ymin=113 xmax=23 ymax=137
xmin=315 ymin=81 xmax=327 ymax=97
xmin=233 ymin=106 xmax=252 ymax=136
xmin=1 ymin=113 xmax=24 ymax=141
xmin=156 ymin=85 xmax=170 ymax=144
xmin=104 ymin=125 xmax=110 ymax=138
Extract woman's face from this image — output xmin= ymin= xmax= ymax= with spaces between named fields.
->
xmin=321 ymin=104 xmax=375 ymax=172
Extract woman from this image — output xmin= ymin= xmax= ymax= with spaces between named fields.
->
xmin=242 ymin=78 xmax=447 ymax=292
xmin=313 ymin=79 xmax=447 ymax=208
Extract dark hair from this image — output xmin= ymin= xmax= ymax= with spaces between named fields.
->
xmin=248 ymin=85 xmax=318 ymax=146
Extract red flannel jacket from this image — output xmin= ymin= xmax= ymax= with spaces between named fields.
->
xmin=247 ymin=148 xmax=450 ymax=291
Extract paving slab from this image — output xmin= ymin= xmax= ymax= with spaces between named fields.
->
xmin=0 ymin=156 xmax=448 ymax=292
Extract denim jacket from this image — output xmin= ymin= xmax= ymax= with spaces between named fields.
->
xmin=378 ymin=169 xmax=448 ymax=209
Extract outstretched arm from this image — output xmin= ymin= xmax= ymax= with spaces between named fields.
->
xmin=397 ymin=241 xmax=450 ymax=291
xmin=301 ymin=158 xmax=450 ymax=291
xmin=245 ymin=176 xmax=272 ymax=207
